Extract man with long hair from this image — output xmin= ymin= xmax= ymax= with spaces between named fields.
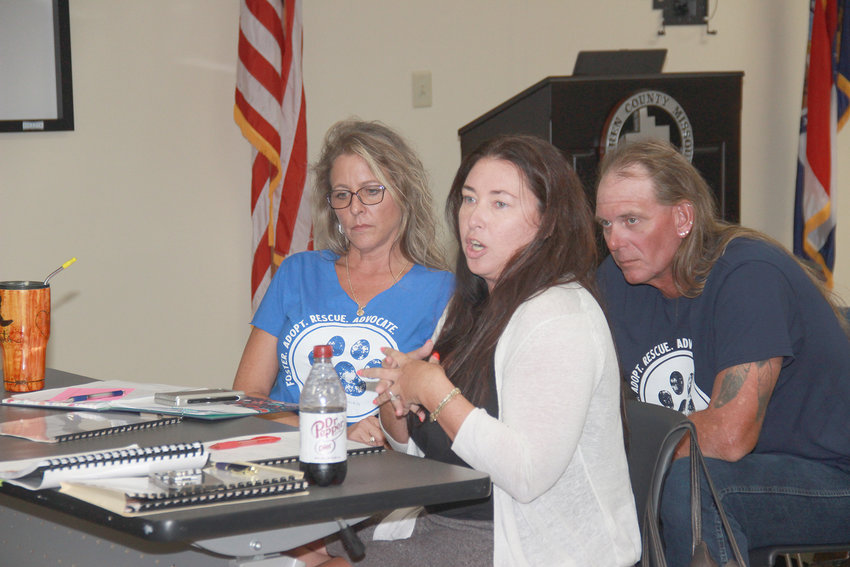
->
xmin=596 ymin=138 xmax=850 ymax=565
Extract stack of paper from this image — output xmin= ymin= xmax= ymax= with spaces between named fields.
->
xmin=0 ymin=411 xmax=182 ymax=443
xmin=1 ymin=380 xmax=298 ymax=420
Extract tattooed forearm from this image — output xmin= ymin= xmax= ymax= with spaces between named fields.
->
xmin=713 ymin=364 xmax=748 ymax=407
xmin=698 ymin=357 xmax=781 ymax=460
xmin=713 ymin=359 xmax=776 ymax=412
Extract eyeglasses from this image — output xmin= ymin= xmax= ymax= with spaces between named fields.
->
xmin=326 ymin=185 xmax=387 ymax=209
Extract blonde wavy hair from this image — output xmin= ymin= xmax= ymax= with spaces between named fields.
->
xmin=310 ymin=119 xmax=448 ymax=271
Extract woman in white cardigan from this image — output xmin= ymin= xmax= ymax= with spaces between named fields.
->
xmin=343 ymin=135 xmax=640 ymax=566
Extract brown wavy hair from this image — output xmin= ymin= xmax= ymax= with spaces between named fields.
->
xmin=433 ymin=134 xmax=598 ymax=406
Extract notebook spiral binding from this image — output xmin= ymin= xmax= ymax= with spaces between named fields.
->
xmin=141 ymin=473 xmax=297 ymax=499
xmin=255 ymin=445 xmax=385 ymax=468
xmin=131 ymin=478 xmax=309 ymax=512
xmin=42 ymin=441 xmax=205 ymax=472
xmin=54 ymin=416 xmax=183 ymax=443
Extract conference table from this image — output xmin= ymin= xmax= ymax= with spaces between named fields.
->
xmin=0 ymin=369 xmax=491 ymax=566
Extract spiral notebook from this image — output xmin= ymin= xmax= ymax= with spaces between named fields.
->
xmin=59 ymin=463 xmax=308 ymax=516
xmin=0 ymin=441 xmax=208 ymax=490
xmin=0 ymin=411 xmax=182 ymax=443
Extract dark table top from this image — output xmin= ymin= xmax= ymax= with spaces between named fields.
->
xmin=0 ymin=369 xmax=491 ymax=542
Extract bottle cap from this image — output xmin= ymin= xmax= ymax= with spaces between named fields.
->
xmin=313 ymin=344 xmax=333 ymax=358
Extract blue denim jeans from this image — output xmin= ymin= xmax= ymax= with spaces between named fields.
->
xmin=660 ymin=453 xmax=850 ymax=567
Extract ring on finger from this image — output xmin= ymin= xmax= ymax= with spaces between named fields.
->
xmin=369 ymin=435 xmax=376 ymax=445
xmin=388 ymin=389 xmax=399 ymax=401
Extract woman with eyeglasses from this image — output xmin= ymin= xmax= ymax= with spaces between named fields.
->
xmin=233 ymin=119 xmax=453 ymax=450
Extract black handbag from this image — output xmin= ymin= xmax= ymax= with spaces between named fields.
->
xmin=642 ymin=423 xmax=747 ymax=567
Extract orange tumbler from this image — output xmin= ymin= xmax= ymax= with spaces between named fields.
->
xmin=0 ymin=281 xmax=50 ymax=392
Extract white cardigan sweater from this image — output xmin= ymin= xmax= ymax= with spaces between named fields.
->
xmin=389 ymin=283 xmax=641 ymax=566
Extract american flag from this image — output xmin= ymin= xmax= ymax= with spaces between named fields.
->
xmin=793 ymin=0 xmax=850 ymax=288
xmin=235 ymin=0 xmax=311 ymax=311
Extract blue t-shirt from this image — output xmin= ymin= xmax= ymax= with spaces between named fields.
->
xmin=251 ymin=250 xmax=454 ymax=423
xmin=598 ymin=238 xmax=850 ymax=470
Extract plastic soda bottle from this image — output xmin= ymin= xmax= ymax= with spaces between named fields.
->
xmin=299 ymin=344 xmax=347 ymax=486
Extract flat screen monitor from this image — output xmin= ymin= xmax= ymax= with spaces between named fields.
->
xmin=573 ymin=49 xmax=666 ymax=76
xmin=0 ymin=0 xmax=74 ymax=132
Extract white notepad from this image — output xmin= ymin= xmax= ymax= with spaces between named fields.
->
xmin=0 ymin=441 xmax=209 ymax=490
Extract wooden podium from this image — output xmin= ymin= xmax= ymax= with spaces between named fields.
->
xmin=458 ymin=72 xmax=743 ymax=223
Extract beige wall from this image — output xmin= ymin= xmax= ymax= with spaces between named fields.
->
xmin=1 ymin=1 xmax=847 ymax=386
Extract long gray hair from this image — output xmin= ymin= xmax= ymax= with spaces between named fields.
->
xmin=598 ymin=139 xmax=848 ymax=332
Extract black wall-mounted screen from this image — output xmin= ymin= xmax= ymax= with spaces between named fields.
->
xmin=0 ymin=0 xmax=74 ymax=132
xmin=573 ymin=49 xmax=666 ymax=76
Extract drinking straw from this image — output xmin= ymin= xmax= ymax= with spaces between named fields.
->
xmin=43 ymin=257 xmax=77 ymax=285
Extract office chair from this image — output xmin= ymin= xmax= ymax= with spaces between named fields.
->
xmin=625 ymin=399 xmax=850 ymax=567
xmin=749 ymin=545 xmax=849 ymax=567
xmin=624 ymin=398 xmax=693 ymax=567
xmin=624 ymin=398 xmax=690 ymax=523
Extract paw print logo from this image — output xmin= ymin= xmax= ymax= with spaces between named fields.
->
xmin=291 ymin=323 xmax=396 ymax=422
xmin=337 ymin=360 xmax=364 ymax=396
xmin=640 ymin=349 xmax=708 ymax=415
xmin=657 ymin=370 xmax=695 ymax=413
xmin=310 ymin=336 xmax=382 ymax=397
xmin=306 ymin=335 xmax=368 ymax=394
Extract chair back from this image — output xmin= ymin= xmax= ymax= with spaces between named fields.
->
xmin=624 ymin=399 xmax=690 ymax=518
xmin=625 ymin=400 xmax=850 ymax=567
